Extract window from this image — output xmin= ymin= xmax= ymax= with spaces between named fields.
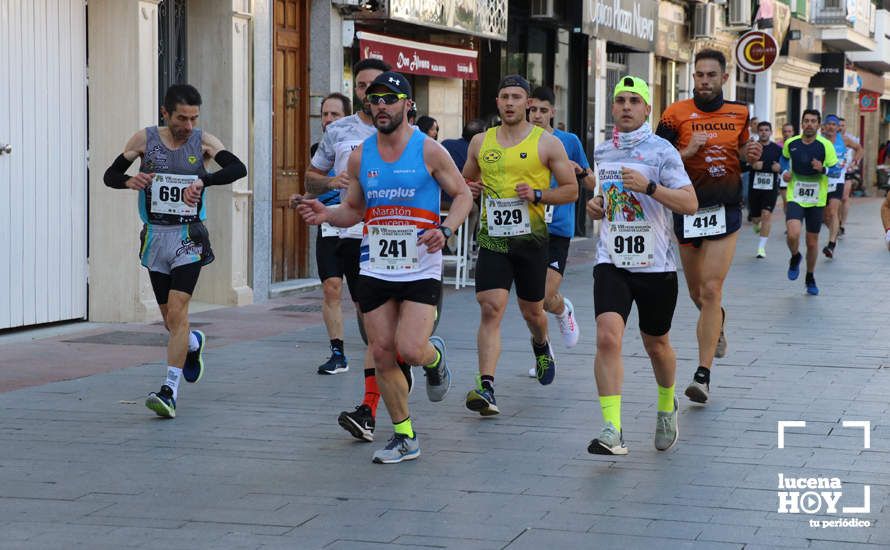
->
xmin=158 ymin=0 xmax=188 ymax=122
xmin=735 ymin=67 xmax=756 ymax=106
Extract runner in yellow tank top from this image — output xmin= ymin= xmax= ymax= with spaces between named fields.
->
xmin=462 ymin=74 xmax=578 ymax=415
xmin=477 ymin=125 xmax=551 ymax=251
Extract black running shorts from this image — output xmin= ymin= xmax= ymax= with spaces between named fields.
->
xmin=356 ymin=275 xmax=441 ymax=314
xmin=335 ymin=238 xmax=362 ymax=303
xmin=316 ymin=232 xmax=343 ymax=282
xmin=785 ymin=202 xmax=824 ymax=234
xmin=474 ymin=244 xmax=548 ymax=302
xmin=593 ymin=262 xmax=678 ymax=337
xmin=547 ymin=235 xmax=571 ymax=276
xmin=673 ymin=204 xmax=742 ymax=248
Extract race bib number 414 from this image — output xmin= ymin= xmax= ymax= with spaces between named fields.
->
xmin=683 ymin=205 xmax=726 ymax=238
xmin=150 ymin=173 xmax=198 ymax=216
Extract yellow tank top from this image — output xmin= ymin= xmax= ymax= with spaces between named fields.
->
xmin=477 ymin=125 xmax=551 ymax=251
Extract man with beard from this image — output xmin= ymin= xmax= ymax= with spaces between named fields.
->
xmin=461 ymin=75 xmax=577 ymax=415
xmin=780 ymin=109 xmax=838 ymax=295
xmin=656 ymin=49 xmax=762 ymax=404
xmin=301 ymin=58 xmax=404 ymax=443
xmin=103 ymin=84 xmax=247 ymax=418
xmin=297 ymin=72 xmax=472 ymax=463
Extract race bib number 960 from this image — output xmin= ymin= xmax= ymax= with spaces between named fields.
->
xmin=150 ymin=173 xmax=198 ymax=216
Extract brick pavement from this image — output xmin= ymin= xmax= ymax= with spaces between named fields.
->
xmin=1 ymin=198 xmax=888 ymax=549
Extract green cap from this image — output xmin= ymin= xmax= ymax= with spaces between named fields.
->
xmin=613 ymin=75 xmax=650 ymax=106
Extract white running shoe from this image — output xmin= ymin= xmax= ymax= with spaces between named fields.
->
xmin=556 ymin=297 xmax=580 ymax=348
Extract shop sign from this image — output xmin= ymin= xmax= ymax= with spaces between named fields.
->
xmin=809 ymin=53 xmax=844 ymax=89
xmin=736 ymin=31 xmax=778 ymax=74
xmin=859 ymin=91 xmax=879 ymax=112
xmin=357 ymin=32 xmax=478 ymax=81
xmin=583 ymin=0 xmax=657 ymax=52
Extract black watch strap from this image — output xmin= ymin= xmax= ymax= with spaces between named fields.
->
xmin=646 ymin=180 xmax=657 ymax=195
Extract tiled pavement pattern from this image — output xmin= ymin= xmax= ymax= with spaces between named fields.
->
xmin=1 ymin=198 xmax=889 ymax=549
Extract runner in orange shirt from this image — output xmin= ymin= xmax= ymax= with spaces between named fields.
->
xmin=655 ymin=50 xmax=762 ymax=404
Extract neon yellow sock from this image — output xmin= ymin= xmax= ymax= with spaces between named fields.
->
xmin=657 ymin=384 xmax=675 ymax=413
xmin=424 ymin=349 xmax=441 ymax=370
xmin=599 ymin=395 xmax=621 ymax=432
xmin=393 ymin=417 xmax=414 ymax=438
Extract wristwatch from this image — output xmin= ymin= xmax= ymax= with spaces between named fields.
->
xmin=439 ymin=226 xmax=453 ymax=239
xmin=533 ymin=189 xmax=543 ymax=204
xmin=646 ymin=180 xmax=657 ymax=196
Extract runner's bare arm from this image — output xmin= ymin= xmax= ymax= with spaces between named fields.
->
xmin=201 ymin=131 xmax=226 ymax=158
xmin=306 ymin=166 xmax=345 ymax=195
xmin=461 ymin=133 xmax=484 ymax=199
xmin=845 ymin=136 xmax=864 ymax=165
xmin=540 ymin=132 xmax=578 ymax=205
xmin=621 ymin=167 xmax=697 ymax=215
xmin=426 ymin=140 xmax=472 ymax=231
xmin=881 ymin=193 xmax=890 ymax=231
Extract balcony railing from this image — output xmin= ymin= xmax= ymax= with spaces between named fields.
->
xmin=813 ymin=7 xmax=850 ymax=26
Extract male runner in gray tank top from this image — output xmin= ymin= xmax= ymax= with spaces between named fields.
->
xmin=103 ymin=84 xmax=247 ymax=418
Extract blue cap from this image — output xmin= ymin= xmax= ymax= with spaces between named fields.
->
xmin=825 ymin=114 xmax=840 ymax=124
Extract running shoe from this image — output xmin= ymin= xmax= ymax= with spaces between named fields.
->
xmin=532 ymin=338 xmax=556 ymax=385
xmin=588 ymin=422 xmax=628 ymax=455
xmin=317 ymin=349 xmax=348 ymax=375
xmin=655 ymin=397 xmax=679 ymax=451
xmin=338 ymin=404 xmax=375 ymax=442
xmin=372 ymin=433 xmax=420 ymax=464
xmin=806 ymin=279 xmax=819 ymax=296
xmin=714 ymin=308 xmax=727 ymax=359
xmin=556 ymin=297 xmax=580 ymax=348
xmin=839 ymin=225 xmax=845 ymax=237
xmin=424 ymin=336 xmax=451 ymax=402
xmin=145 ymin=385 xmax=176 ymax=418
xmin=465 ymin=376 xmax=499 ymax=416
xmin=787 ymin=252 xmax=802 ymax=281
xmin=684 ymin=379 xmax=709 ymax=404
xmin=756 ymin=247 xmax=766 ymax=259
xmin=182 ymin=330 xmax=205 ymax=383
xmin=822 ymin=245 xmax=833 ymax=259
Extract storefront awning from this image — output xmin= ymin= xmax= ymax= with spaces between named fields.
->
xmin=357 ymin=32 xmax=478 ymax=81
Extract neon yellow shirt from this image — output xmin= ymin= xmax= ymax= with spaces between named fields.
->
xmin=477 ymin=125 xmax=551 ymax=251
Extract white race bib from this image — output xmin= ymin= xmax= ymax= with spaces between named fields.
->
xmin=150 ymin=173 xmax=198 ymax=216
xmin=367 ymin=225 xmax=418 ymax=271
xmin=752 ymin=172 xmax=774 ymax=190
xmin=793 ymin=180 xmax=820 ymax=206
xmin=486 ymin=197 xmax=531 ymax=237
xmin=827 ymin=172 xmax=845 ymax=193
xmin=608 ymin=221 xmax=655 ymax=268
xmin=343 ymin=220 xmax=365 ymax=239
xmin=683 ymin=205 xmax=727 ymax=238
xmin=544 ymin=204 xmax=554 ymax=224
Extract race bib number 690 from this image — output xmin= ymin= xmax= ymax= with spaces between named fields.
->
xmin=150 ymin=173 xmax=198 ymax=216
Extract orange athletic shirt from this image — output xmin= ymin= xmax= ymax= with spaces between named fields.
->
xmin=656 ymin=98 xmax=750 ymax=207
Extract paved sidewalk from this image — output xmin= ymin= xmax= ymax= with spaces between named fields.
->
xmin=1 ymin=198 xmax=889 ymax=549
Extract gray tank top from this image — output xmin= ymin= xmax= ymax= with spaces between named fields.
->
xmin=138 ymin=126 xmax=207 ymax=225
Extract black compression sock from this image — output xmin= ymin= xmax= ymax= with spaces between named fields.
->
xmin=694 ymin=366 xmax=710 ymax=384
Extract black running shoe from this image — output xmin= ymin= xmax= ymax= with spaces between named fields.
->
xmin=183 ymin=330 xmax=205 ymax=383
xmin=317 ymin=350 xmax=348 ymax=375
xmin=338 ymin=404 xmax=375 ymax=442
xmin=145 ymin=385 xmax=176 ymax=418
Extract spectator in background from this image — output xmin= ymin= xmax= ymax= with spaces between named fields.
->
xmin=417 ymin=115 xmax=439 ymax=140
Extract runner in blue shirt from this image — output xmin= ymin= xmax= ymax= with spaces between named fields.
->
xmin=527 ymin=87 xmax=595 ymax=362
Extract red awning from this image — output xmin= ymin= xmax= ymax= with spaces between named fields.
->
xmin=357 ymin=31 xmax=478 ymax=81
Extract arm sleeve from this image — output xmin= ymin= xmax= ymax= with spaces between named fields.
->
xmin=103 ymin=154 xmax=136 ymax=189
xmin=202 ymin=150 xmax=247 ymax=187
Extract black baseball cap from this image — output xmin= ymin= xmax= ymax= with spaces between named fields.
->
xmin=368 ymin=71 xmax=413 ymax=99
xmin=498 ymin=74 xmax=531 ymax=95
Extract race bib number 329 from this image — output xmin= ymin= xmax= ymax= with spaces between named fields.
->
xmin=486 ymin=197 xmax=531 ymax=237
